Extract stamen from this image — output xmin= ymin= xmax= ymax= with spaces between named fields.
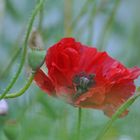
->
xmin=73 ymin=72 xmax=96 ymax=99
xmin=79 ymin=77 xmax=90 ymax=89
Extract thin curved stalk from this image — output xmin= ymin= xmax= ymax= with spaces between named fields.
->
xmin=0 ymin=48 xmax=21 ymax=79
xmin=2 ymin=74 xmax=34 ymax=99
xmin=0 ymin=0 xmax=45 ymax=100
xmin=0 ymin=26 xmax=26 ymax=79
xmin=95 ymin=93 xmax=140 ymax=140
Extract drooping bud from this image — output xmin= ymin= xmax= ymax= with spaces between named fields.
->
xmin=0 ymin=99 xmax=8 ymax=115
xmin=28 ymin=30 xmax=46 ymax=71
xmin=28 ymin=50 xmax=46 ymax=71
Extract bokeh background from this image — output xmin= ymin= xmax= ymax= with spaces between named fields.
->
xmin=0 ymin=0 xmax=140 ymax=140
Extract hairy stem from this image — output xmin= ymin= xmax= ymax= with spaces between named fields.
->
xmin=0 ymin=0 xmax=45 ymax=100
xmin=0 ymin=48 xmax=21 ymax=79
xmin=2 ymin=74 xmax=34 ymax=99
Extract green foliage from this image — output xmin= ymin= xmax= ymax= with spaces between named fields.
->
xmin=0 ymin=0 xmax=140 ymax=140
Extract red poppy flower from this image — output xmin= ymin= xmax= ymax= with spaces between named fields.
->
xmin=34 ymin=38 xmax=140 ymax=117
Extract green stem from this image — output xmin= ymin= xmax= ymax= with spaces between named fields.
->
xmin=77 ymin=108 xmax=82 ymax=140
xmin=0 ymin=0 xmax=45 ymax=100
xmin=0 ymin=48 xmax=21 ymax=79
xmin=38 ymin=2 xmax=44 ymax=32
xmin=97 ymin=0 xmax=121 ymax=51
xmin=1 ymin=74 xmax=34 ymax=99
xmin=0 ymin=26 xmax=26 ymax=79
xmin=95 ymin=93 xmax=140 ymax=140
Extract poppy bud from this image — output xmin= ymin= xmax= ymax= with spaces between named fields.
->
xmin=29 ymin=30 xmax=44 ymax=50
xmin=28 ymin=49 xmax=46 ymax=71
xmin=28 ymin=30 xmax=46 ymax=70
xmin=0 ymin=99 xmax=8 ymax=115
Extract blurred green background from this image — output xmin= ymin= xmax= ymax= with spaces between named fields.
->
xmin=0 ymin=0 xmax=140 ymax=140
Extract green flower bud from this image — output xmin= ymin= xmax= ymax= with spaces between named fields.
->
xmin=28 ymin=49 xmax=46 ymax=71
xmin=28 ymin=30 xmax=46 ymax=70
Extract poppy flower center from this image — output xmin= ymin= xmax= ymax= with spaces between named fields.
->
xmin=73 ymin=72 xmax=96 ymax=99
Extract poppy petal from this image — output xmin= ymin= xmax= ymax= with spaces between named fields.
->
xmin=34 ymin=69 xmax=56 ymax=96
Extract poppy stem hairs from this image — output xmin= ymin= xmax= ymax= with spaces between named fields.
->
xmin=0 ymin=74 xmax=34 ymax=99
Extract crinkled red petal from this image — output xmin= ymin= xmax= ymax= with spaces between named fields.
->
xmin=34 ymin=69 xmax=56 ymax=96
